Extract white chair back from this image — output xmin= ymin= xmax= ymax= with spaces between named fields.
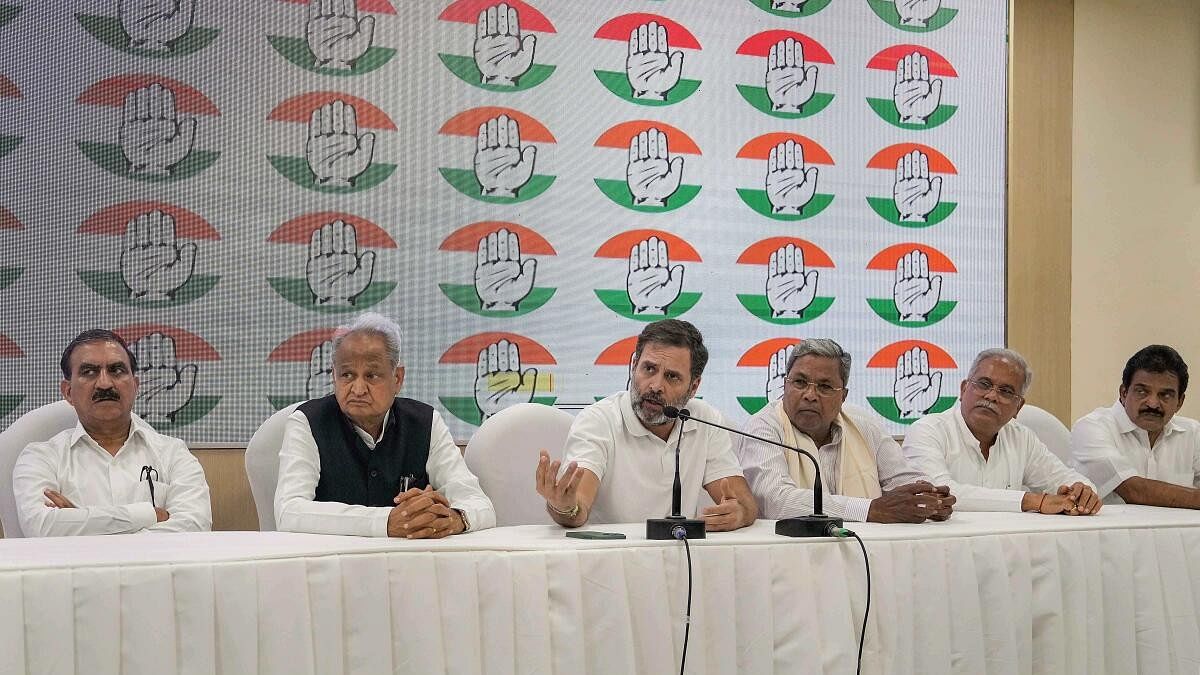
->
xmin=1016 ymin=403 xmax=1072 ymax=465
xmin=245 ymin=403 xmax=300 ymax=532
xmin=465 ymin=403 xmax=575 ymax=526
xmin=0 ymin=400 xmax=79 ymax=538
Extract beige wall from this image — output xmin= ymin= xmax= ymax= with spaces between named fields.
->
xmin=1071 ymin=1 xmax=1200 ymax=420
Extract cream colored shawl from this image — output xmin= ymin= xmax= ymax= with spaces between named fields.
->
xmin=775 ymin=401 xmax=882 ymax=499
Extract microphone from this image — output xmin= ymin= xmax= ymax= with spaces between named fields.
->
xmin=645 ymin=406 xmax=706 ymax=540
xmin=664 ymin=406 xmax=844 ymax=538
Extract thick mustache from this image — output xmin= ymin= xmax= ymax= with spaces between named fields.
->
xmin=1139 ymin=407 xmax=1164 ymax=417
xmin=974 ymin=401 xmax=999 ymax=413
xmin=92 ymin=389 xmax=120 ymax=402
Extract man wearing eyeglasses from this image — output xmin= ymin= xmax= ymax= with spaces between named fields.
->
xmin=735 ymin=338 xmax=955 ymax=523
xmin=902 ymin=348 xmax=1100 ymax=515
xmin=1071 ymin=345 xmax=1200 ymax=507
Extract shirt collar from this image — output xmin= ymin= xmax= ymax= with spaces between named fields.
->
xmin=953 ymin=404 xmax=989 ymax=452
xmin=351 ymin=408 xmax=391 ymax=445
xmin=68 ymin=413 xmax=147 ymax=453
xmin=1111 ymin=399 xmax=1187 ymax=436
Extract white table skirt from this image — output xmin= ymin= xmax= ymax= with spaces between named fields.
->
xmin=3 ymin=506 xmax=1200 ymax=675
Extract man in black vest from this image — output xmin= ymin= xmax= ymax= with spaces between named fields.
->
xmin=275 ymin=313 xmax=495 ymax=537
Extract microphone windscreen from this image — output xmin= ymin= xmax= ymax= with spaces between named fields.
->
xmin=678 ymin=408 xmax=691 ymax=418
xmin=662 ymin=405 xmax=680 ymax=418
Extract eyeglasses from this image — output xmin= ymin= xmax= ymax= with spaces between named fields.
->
xmin=788 ymin=378 xmax=845 ymax=398
xmin=966 ymin=378 xmax=1022 ymax=403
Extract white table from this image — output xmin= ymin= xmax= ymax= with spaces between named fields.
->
xmin=3 ymin=506 xmax=1200 ymax=675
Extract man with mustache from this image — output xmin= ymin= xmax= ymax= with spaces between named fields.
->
xmin=736 ymin=338 xmax=954 ymax=523
xmin=276 ymin=312 xmax=494 ymax=538
xmin=12 ymin=329 xmax=211 ymax=536
xmin=536 ymin=320 xmax=757 ymax=529
xmin=1072 ymin=345 xmax=1200 ymax=507
xmin=902 ymin=348 xmax=1101 ymax=515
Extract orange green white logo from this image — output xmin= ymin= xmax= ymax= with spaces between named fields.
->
xmin=266 ymin=212 xmax=396 ymax=313
xmin=76 ymin=2 xmax=219 ymax=58
xmin=77 ymin=201 xmax=220 ymax=309
xmin=76 ymin=75 xmax=220 ymax=182
xmin=594 ymin=230 xmax=701 ymax=321
xmin=737 ymin=133 xmax=834 ymax=220
xmin=737 ymin=237 xmax=835 ymax=324
xmin=437 ymin=0 xmax=557 ymax=92
xmin=115 ymin=324 xmax=221 ymax=430
xmin=593 ymin=13 xmax=701 ymax=106
xmin=866 ymin=143 xmax=956 ymax=226
xmin=866 ymin=45 xmax=957 ymax=130
xmin=438 ymin=332 xmax=556 ymax=426
xmin=0 ymin=208 xmax=23 ymax=292
xmin=736 ymin=31 xmax=835 ymax=119
xmin=594 ymin=121 xmax=701 ymax=212
xmin=593 ymin=335 xmax=639 ymax=400
xmin=266 ymin=328 xmax=338 ymax=410
xmin=868 ymin=0 xmax=958 ymax=32
xmin=0 ymin=76 xmax=21 ymax=159
xmin=0 ymin=333 xmax=24 ymax=420
xmin=866 ymin=243 xmax=957 ymax=327
xmin=746 ymin=0 xmax=832 ymax=18
xmin=866 ymin=340 xmax=957 ymax=424
xmin=736 ymin=337 xmax=802 ymax=414
xmin=438 ymin=106 xmax=556 ymax=204
xmin=268 ymin=0 xmax=396 ymax=76
xmin=267 ymin=92 xmax=396 ymax=193
xmin=438 ymin=221 xmax=557 ymax=318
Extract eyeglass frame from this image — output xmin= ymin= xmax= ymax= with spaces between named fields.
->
xmin=788 ymin=377 xmax=846 ymax=398
xmin=964 ymin=377 xmax=1024 ymax=403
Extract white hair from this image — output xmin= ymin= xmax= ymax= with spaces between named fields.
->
xmin=969 ymin=348 xmax=1033 ymax=395
xmin=786 ymin=338 xmax=852 ymax=385
xmin=333 ymin=312 xmax=404 ymax=367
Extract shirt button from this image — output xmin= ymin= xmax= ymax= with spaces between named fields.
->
xmin=370 ymin=470 xmax=378 ymax=478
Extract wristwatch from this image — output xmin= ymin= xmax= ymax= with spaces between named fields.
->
xmin=453 ymin=508 xmax=469 ymax=533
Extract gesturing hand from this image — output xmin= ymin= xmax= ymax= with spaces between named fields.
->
xmin=306 ymin=219 xmax=376 ymax=305
xmin=306 ymin=100 xmax=375 ymax=187
xmin=893 ymin=249 xmax=942 ymax=322
xmin=474 ymin=2 xmax=536 ymax=86
xmin=893 ymin=346 xmax=942 ymax=419
xmin=131 ymin=332 xmax=197 ymax=424
xmin=475 ymin=228 xmax=536 ymax=311
xmin=893 ymin=149 xmax=942 ymax=222
xmin=765 ymin=37 xmax=817 ymax=113
xmin=306 ymin=0 xmax=376 ymax=70
xmin=766 ymin=139 xmax=819 ymax=215
xmin=305 ymin=340 xmax=334 ymax=400
xmin=702 ymin=479 xmax=747 ymax=532
xmin=474 ymin=339 xmax=537 ymax=420
xmin=627 ymin=127 xmax=683 ymax=207
xmin=896 ymin=0 xmax=941 ymax=28
xmin=627 ymin=236 xmax=684 ymax=315
xmin=121 ymin=84 xmax=196 ymax=176
xmin=535 ymin=450 xmax=584 ymax=516
xmin=474 ymin=114 xmax=536 ymax=198
xmin=121 ymin=210 xmax=197 ymax=301
xmin=894 ymin=51 xmax=943 ymax=124
xmin=766 ymin=344 xmax=794 ymax=402
xmin=120 ymin=0 xmax=194 ymax=51
xmin=626 ymin=21 xmax=683 ymax=101
xmin=766 ymin=243 xmax=818 ymax=318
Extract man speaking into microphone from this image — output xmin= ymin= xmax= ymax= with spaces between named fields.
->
xmin=535 ymin=320 xmax=757 ymax=530
xmin=735 ymin=338 xmax=955 ymax=523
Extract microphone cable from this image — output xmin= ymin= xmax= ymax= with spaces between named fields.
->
xmin=844 ymin=529 xmax=871 ymax=675
xmin=673 ymin=525 xmax=694 ymax=675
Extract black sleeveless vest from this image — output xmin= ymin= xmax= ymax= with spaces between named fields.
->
xmin=298 ymin=395 xmax=434 ymax=507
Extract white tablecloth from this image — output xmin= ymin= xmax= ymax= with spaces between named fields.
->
xmin=3 ymin=506 xmax=1200 ymax=675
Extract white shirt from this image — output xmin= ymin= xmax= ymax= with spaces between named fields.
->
xmin=12 ymin=414 xmax=212 ymax=537
xmin=561 ymin=391 xmax=744 ymax=525
xmin=903 ymin=406 xmax=1094 ymax=512
xmin=1071 ymin=401 xmax=1200 ymax=503
xmin=736 ymin=401 xmax=926 ymax=522
xmin=275 ymin=405 xmax=496 ymax=537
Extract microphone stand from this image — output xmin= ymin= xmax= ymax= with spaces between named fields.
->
xmin=646 ymin=409 xmax=706 ymax=540
xmin=665 ymin=406 xmax=844 ymax=538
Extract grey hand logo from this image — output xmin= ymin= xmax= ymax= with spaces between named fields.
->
xmin=474 ymin=2 xmax=536 ymax=86
xmin=893 ymin=51 xmax=943 ymax=124
xmin=896 ymin=0 xmax=941 ymax=28
xmin=766 ymin=243 xmax=818 ymax=318
xmin=120 ymin=84 xmax=196 ymax=176
xmin=475 ymin=228 xmax=536 ymax=312
xmin=766 ymin=344 xmax=794 ymax=402
xmin=893 ymin=149 xmax=942 ymax=222
xmin=132 ymin=332 xmax=197 ymax=424
xmin=306 ymin=219 xmax=376 ymax=306
xmin=626 ymin=21 xmax=683 ymax=101
xmin=305 ymin=340 xmax=334 ymax=400
xmin=893 ymin=346 xmax=942 ymax=419
xmin=474 ymin=114 xmax=536 ymax=198
xmin=627 ymin=236 xmax=684 ymax=316
xmin=766 ymin=37 xmax=817 ymax=113
xmin=474 ymin=339 xmax=537 ymax=421
xmin=627 ymin=127 xmax=683 ymax=208
xmin=120 ymin=210 xmax=197 ymax=301
xmin=119 ymin=0 xmax=195 ymax=52
xmin=766 ymin=139 xmax=818 ymax=215
xmin=305 ymin=0 xmax=376 ymax=70
xmin=306 ymin=100 xmax=375 ymax=187
xmin=893 ymin=249 xmax=942 ymax=322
